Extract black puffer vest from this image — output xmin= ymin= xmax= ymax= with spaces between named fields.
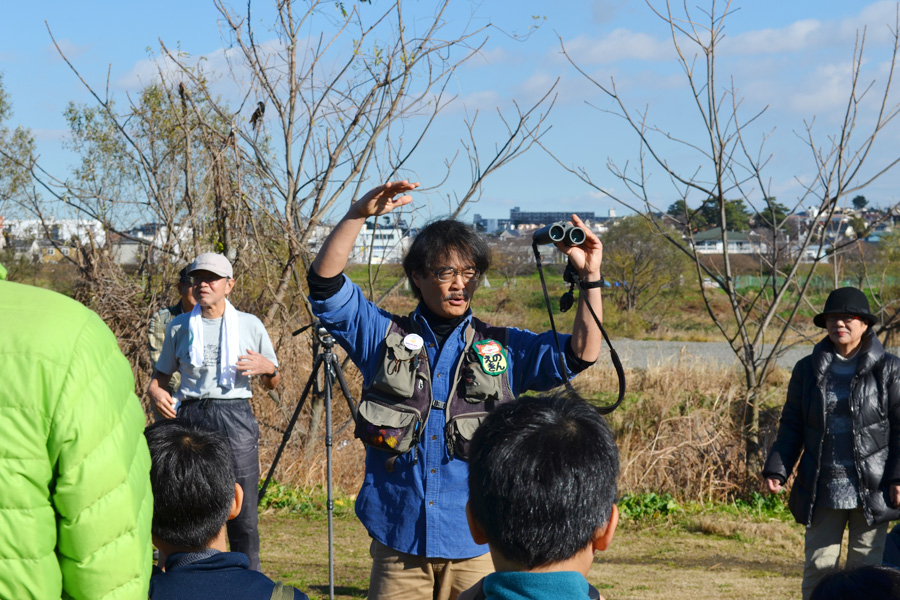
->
xmin=354 ymin=314 xmax=515 ymax=461
xmin=763 ymin=330 xmax=900 ymax=526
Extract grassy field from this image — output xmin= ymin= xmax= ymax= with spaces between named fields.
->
xmin=257 ymin=506 xmax=807 ymax=600
xmin=14 ymin=255 xmax=868 ymax=597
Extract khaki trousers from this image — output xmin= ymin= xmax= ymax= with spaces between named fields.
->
xmin=802 ymin=506 xmax=889 ymax=600
xmin=367 ymin=539 xmax=494 ymax=600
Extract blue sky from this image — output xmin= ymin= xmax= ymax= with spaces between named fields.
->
xmin=3 ymin=1 xmax=900 ymax=223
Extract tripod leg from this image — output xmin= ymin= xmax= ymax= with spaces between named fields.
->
xmin=331 ymin=353 xmax=358 ymax=419
xmin=323 ymin=354 xmax=337 ymax=600
xmin=258 ymin=354 xmax=323 ymax=505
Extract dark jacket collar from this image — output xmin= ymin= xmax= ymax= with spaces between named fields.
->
xmin=812 ymin=328 xmax=884 ymax=378
xmin=165 ymin=548 xmax=225 ymax=571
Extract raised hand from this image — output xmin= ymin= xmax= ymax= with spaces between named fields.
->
xmin=350 ymin=180 xmax=420 ymax=219
xmin=558 ymin=214 xmax=602 ymax=280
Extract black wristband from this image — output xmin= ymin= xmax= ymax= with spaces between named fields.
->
xmin=266 ymin=366 xmax=279 ymax=378
xmin=579 ymin=277 xmax=605 ymax=290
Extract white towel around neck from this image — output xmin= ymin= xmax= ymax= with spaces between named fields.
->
xmin=188 ymin=299 xmax=241 ymax=388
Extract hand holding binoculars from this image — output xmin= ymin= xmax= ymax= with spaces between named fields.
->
xmin=531 ymin=222 xmax=586 ymax=247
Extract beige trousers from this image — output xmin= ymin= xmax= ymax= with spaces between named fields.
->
xmin=802 ymin=506 xmax=889 ymax=600
xmin=366 ymin=539 xmax=494 ymax=600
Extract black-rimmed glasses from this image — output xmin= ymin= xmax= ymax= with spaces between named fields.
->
xmin=430 ymin=267 xmax=480 ymax=283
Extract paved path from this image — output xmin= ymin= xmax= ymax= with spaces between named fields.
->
xmin=606 ymin=339 xmax=813 ymax=370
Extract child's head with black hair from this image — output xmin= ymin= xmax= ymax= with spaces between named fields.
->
xmin=144 ymin=419 xmax=242 ymax=552
xmin=466 ymin=391 xmax=619 ymax=573
xmin=811 ymin=565 xmax=900 ymax=600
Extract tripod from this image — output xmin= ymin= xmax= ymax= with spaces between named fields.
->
xmin=259 ymin=321 xmax=357 ymax=600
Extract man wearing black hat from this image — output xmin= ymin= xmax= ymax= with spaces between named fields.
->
xmin=763 ymin=287 xmax=900 ymax=599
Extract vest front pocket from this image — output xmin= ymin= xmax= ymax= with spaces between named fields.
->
xmin=355 ymin=394 xmax=422 ymax=455
xmin=371 ymin=332 xmax=424 ymax=399
xmin=445 ymin=412 xmax=488 ymax=461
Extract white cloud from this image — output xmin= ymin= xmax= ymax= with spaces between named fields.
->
xmin=43 ymin=38 xmax=92 ymax=63
xmin=114 ymin=39 xmax=287 ymax=98
xmin=787 ymin=59 xmax=861 ymax=115
xmin=843 ymin=1 xmax=900 ymax=45
xmin=722 ymin=2 xmax=898 ymax=57
xmin=563 ymin=3 xmax=899 ymax=69
xmin=561 ymin=29 xmax=672 ymax=64
xmin=453 ymin=90 xmax=501 ymax=115
xmin=723 ymin=19 xmax=824 ymax=56
xmin=516 ymin=71 xmax=562 ymax=100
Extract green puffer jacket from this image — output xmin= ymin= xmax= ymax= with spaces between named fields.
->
xmin=0 ymin=280 xmax=153 ymax=599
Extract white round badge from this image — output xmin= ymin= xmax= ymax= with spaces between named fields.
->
xmin=403 ymin=333 xmax=424 ymax=351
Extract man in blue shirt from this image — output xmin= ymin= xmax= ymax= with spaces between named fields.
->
xmin=308 ymin=180 xmax=605 ymax=600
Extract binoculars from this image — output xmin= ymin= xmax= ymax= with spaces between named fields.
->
xmin=531 ymin=222 xmax=586 ymax=247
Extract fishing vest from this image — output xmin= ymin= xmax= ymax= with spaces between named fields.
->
xmin=354 ymin=314 xmax=515 ymax=462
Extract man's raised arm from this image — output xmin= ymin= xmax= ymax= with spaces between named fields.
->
xmin=312 ymin=180 xmax=419 ymax=277
xmin=559 ymin=214 xmax=604 ymax=364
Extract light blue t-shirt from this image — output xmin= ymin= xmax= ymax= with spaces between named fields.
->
xmin=155 ymin=310 xmax=278 ymax=400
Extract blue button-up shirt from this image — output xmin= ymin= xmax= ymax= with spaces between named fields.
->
xmin=310 ymin=276 xmax=574 ymax=558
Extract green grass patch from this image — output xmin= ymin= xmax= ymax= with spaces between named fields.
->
xmin=728 ymin=491 xmax=793 ymax=521
xmin=619 ymin=492 xmax=681 ymax=521
xmin=258 ymin=482 xmax=357 ymax=519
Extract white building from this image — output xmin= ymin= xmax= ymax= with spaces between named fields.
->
xmin=350 ymin=218 xmax=410 ymax=264
xmin=1 ymin=218 xmax=105 ymax=246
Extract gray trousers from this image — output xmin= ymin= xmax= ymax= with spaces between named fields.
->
xmin=802 ymin=506 xmax=889 ymax=600
xmin=178 ymin=398 xmax=261 ymax=571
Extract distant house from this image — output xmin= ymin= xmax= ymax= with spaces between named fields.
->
xmin=509 ymin=206 xmax=597 ymax=227
xmin=690 ymin=227 xmax=763 ymax=255
xmin=473 ymin=214 xmax=512 ymax=234
xmin=792 ymin=241 xmax=830 ymax=264
xmin=109 ymin=233 xmax=145 ymax=267
xmin=7 ymin=238 xmax=77 ymax=264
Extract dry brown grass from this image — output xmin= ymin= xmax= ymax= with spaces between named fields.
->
xmin=97 ymin=259 xmax=788 ymax=502
xmin=251 ymin=326 xmax=368 ymax=494
xmin=243 ymin=346 xmax=789 ymax=505
xmin=576 ymin=358 xmax=786 ymax=503
xmin=201 ymin=337 xmax=789 ymax=502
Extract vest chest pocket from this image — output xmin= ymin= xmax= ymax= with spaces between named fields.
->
xmin=371 ymin=332 xmax=424 ymax=399
xmin=355 ymin=393 xmax=422 ymax=455
xmin=461 ymin=353 xmax=504 ymax=403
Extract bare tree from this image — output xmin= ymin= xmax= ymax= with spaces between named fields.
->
xmin=854 ymin=226 xmax=900 ymax=345
xmin=149 ymin=0 xmax=554 ymax=325
xmin=603 ymin=215 xmax=689 ymax=312
xmin=16 ymin=1 xmax=555 ymax=471
xmin=551 ymin=0 xmax=900 ymax=478
xmin=0 ymin=74 xmax=35 ymax=220
xmin=491 ymin=234 xmax=536 ymax=287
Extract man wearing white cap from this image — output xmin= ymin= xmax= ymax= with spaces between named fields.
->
xmin=148 ymin=252 xmax=281 ymax=571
